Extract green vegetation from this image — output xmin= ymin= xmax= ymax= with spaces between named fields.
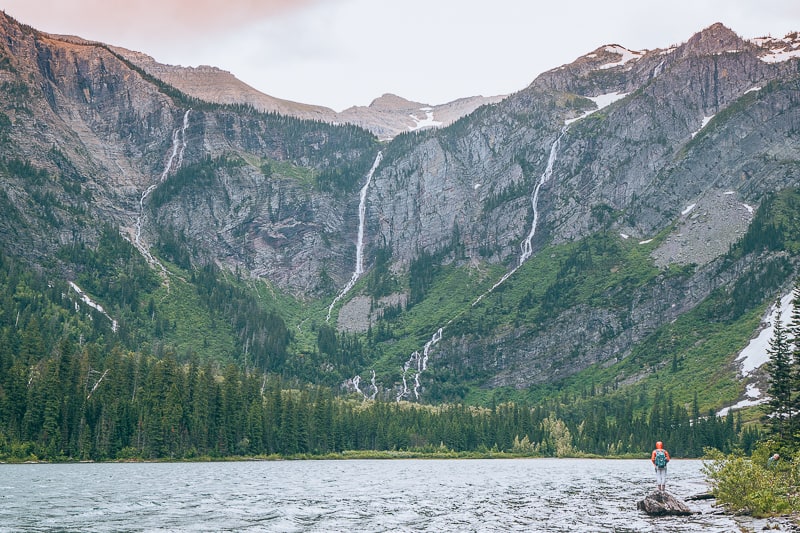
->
xmin=703 ymin=278 xmax=800 ymax=517
xmin=0 ymin=97 xmax=796 ymax=465
xmin=0 ymin=240 xmax=748 ymax=462
xmin=703 ymin=443 xmax=800 ymax=517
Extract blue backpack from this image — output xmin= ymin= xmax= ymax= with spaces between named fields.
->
xmin=655 ymin=449 xmax=667 ymax=468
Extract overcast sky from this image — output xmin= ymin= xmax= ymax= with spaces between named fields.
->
xmin=2 ymin=0 xmax=798 ymax=111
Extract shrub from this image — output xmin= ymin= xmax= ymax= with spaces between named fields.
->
xmin=703 ymin=443 xmax=800 ymax=517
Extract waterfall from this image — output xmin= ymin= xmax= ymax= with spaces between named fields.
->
xmin=396 ymin=328 xmax=442 ymax=401
xmin=326 ymin=151 xmax=383 ymax=321
xmin=134 ymin=109 xmax=191 ymax=250
xmin=519 ymin=127 xmax=567 ymax=264
xmin=349 ymin=126 xmax=571 ymax=402
xmin=69 ymin=281 xmax=118 ymax=333
xmin=133 ymin=110 xmax=191 ymax=272
xmin=472 ymin=126 xmax=569 ymax=306
xmin=395 ymin=128 xmax=569 ymax=400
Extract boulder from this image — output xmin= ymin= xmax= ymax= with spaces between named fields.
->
xmin=637 ymin=491 xmax=694 ymax=516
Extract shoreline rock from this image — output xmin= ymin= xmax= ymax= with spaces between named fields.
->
xmin=637 ymin=491 xmax=694 ymax=516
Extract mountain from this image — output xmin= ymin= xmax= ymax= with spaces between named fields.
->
xmin=0 ymin=12 xmax=798 ymax=413
xmin=336 ymin=93 xmax=506 ymax=140
xmin=109 ymin=46 xmax=502 ymax=140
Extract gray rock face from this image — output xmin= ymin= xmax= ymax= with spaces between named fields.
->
xmin=637 ymin=491 xmax=694 ymax=516
xmin=358 ymin=23 xmax=800 ymax=387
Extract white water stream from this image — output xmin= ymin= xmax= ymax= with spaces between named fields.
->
xmin=132 ymin=109 xmax=191 ymax=277
xmin=68 ymin=281 xmax=118 ymax=333
xmin=341 ymin=128 xmax=571 ymax=402
xmin=472 ymin=126 xmax=569 ymax=307
xmin=392 ymin=127 xmax=570 ymax=401
xmin=397 ymin=125 xmax=569 ymax=402
xmin=326 ymin=151 xmax=383 ymax=321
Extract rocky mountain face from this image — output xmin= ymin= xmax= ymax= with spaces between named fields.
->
xmin=361 ymin=22 xmax=800 ymax=388
xmin=0 ymin=12 xmax=379 ymax=296
xmin=1 ymin=13 xmax=798 ymax=398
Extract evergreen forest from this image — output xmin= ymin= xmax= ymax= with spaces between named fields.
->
xmin=0 ymin=241 xmax=757 ymax=461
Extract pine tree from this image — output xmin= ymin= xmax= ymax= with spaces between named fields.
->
xmin=791 ymin=277 xmax=800 ymax=365
xmin=764 ymin=307 xmax=793 ymax=442
xmin=791 ymin=278 xmax=800 ymax=440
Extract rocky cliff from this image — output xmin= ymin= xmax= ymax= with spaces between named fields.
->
xmin=353 ymin=22 xmax=800 ymax=390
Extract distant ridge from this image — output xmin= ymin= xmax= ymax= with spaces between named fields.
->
xmin=110 ymin=47 xmax=504 ymax=139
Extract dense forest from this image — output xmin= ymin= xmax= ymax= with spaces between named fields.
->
xmin=0 ymin=244 xmax=752 ymax=461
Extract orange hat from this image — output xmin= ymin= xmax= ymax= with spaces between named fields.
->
xmin=656 ymin=441 xmax=663 ymax=449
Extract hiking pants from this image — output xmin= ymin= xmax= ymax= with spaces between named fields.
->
xmin=655 ymin=466 xmax=667 ymax=485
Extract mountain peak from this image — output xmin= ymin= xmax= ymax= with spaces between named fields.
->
xmin=368 ymin=93 xmax=425 ymax=111
xmin=682 ymin=23 xmax=747 ymax=55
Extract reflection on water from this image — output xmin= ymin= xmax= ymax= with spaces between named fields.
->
xmin=0 ymin=458 xmax=762 ymax=532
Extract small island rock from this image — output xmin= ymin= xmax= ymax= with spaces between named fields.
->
xmin=637 ymin=491 xmax=694 ymax=516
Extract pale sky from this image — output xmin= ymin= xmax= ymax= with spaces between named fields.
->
xmin=2 ymin=0 xmax=798 ymax=111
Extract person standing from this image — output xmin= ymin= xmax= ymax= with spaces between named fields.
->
xmin=651 ymin=441 xmax=671 ymax=492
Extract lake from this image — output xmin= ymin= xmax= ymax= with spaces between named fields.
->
xmin=0 ymin=458 xmax=758 ymax=532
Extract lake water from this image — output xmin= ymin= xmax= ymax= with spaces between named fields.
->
xmin=0 ymin=458 xmax=766 ymax=532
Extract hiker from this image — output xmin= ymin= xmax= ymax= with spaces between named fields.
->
xmin=651 ymin=441 xmax=671 ymax=492
xmin=768 ymin=453 xmax=780 ymax=467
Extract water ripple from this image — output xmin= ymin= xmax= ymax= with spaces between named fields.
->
xmin=0 ymin=459 xmax=751 ymax=532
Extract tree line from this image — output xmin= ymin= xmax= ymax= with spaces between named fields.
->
xmin=0 ymin=237 xmax=757 ymax=462
xmin=0 ymin=243 xmax=744 ymax=460
xmin=0 ymin=341 xmax=747 ymax=461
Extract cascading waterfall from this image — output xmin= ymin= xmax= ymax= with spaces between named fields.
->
xmin=133 ymin=110 xmax=191 ymax=273
xmin=394 ymin=127 xmax=569 ymax=401
xmin=326 ymin=151 xmax=383 ymax=321
xmin=63 ymin=111 xmax=190 ymax=340
xmin=349 ymin=370 xmax=379 ymax=401
xmin=396 ymin=328 xmax=442 ymax=401
xmin=472 ymin=126 xmax=569 ymax=306
xmin=69 ymin=281 xmax=119 ymax=333
xmin=519 ymin=127 xmax=567 ymax=264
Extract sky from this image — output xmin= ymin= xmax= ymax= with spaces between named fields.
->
xmin=2 ymin=0 xmax=799 ymax=111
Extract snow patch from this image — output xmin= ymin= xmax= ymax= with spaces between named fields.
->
xmin=691 ymin=115 xmax=714 ymax=138
xmin=723 ymin=190 xmax=735 ymax=195
xmin=681 ymin=203 xmax=696 ymax=216
xmin=742 ymin=203 xmax=754 ymax=214
xmin=69 ymin=282 xmax=118 ymax=332
xmin=717 ymin=384 xmax=765 ymax=417
xmin=638 ymin=238 xmax=653 ymax=245
xmin=473 ymin=183 xmax=482 ymax=190
xmin=619 ymin=233 xmax=630 ymax=240
xmin=597 ymin=45 xmax=644 ymax=70
xmin=735 ymin=291 xmax=795 ymax=376
xmin=751 ymin=34 xmax=800 ymax=63
xmin=565 ymin=92 xmax=628 ymax=125
xmin=760 ymin=48 xmax=800 ymax=63
xmin=408 ymin=107 xmax=443 ymax=131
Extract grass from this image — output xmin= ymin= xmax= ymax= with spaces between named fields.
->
xmin=152 ymin=275 xmax=238 ymax=361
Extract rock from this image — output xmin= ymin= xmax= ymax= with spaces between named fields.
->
xmin=637 ymin=491 xmax=694 ymax=516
